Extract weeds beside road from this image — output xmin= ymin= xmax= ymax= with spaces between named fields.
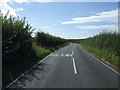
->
xmin=79 ymin=31 xmax=119 ymax=72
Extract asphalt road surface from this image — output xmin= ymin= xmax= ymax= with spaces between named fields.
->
xmin=7 ymin=43 xmax=119 ymax=88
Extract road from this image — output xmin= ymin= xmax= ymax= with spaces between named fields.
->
xmin=6 ymin=43 xmax=119 ymax=88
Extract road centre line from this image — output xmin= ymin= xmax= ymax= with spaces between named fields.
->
xmin=71 ymin=51 xmax=77 ymax=74
xmin=72 ymin=57 xmax=77 ymax=74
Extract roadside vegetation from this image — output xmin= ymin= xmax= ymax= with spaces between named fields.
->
xmin=2 ymin=11 xmax=119 ymax=87
xmin=79 ymin=31 xmax=120 ymax=71
xmin=2 ymin=12 xmax=67 ymax=87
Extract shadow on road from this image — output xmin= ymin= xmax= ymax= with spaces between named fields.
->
xmin=8 ymin=62 xmax=48 ymax=88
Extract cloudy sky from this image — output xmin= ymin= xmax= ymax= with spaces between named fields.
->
xmin=0 ymin=0 xmax=119 ymax=39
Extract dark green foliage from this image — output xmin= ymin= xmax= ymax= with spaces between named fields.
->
xmin=35 ymin=32 xmax=66 ymax=47
xmin=2 ymin=13 xmax=33 ymax=58
xmin=67 ymin=39 xmax=81 ymax=43
xmin=2 ymin=12 xmax=37 ymax=86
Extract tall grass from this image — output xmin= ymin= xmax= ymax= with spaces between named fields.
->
xmin=32 ymin=43 xmax=51 ymax=59
xmin=79 ymin=31 xmax=120 ymax=71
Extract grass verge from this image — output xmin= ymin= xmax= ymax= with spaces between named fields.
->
xmin=80 ymin=43 xmax=119 ymax=72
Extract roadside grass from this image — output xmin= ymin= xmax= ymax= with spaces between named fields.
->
xmin=80 ymin=43 xmax=119 ymax=72
xmin=78 ymin=31 xmax=119 ymax=72
xmin=33 ymin=43 xmax=51 ymax=59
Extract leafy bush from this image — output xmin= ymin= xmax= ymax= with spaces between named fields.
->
xmin=2 ymin=12 xmax=37 ymax=86
xmin=2 ymin=12 xmax=34 ymax=60
xmin=35 ymin=32 xmax=66 ymax=47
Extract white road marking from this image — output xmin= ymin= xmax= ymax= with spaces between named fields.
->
xmin=71 ymin=51 xmax=77 ymax=74
xmin=97 ymin=60 xmax=119 ymax=74
xmin=66 ymin=54 xmax=71 ymax=57
xmin=85 ymin=50 xmax=119 ymax=74
xmin=6 ymin=51 xmax=75 ymax=88
xmin=49 ymin=53 xmax=73 ymax=57
xmin=61 ymin=54 xmax=64 ymax=56
xmin=72 ymin=57 xmax=77 ymax=74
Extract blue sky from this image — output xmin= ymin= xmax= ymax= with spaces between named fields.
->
xmin=1 ymin=1 xmax=118 ymax=39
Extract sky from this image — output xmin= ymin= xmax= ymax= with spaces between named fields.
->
xmin=0 ymin=0 xmax=119 ymax=39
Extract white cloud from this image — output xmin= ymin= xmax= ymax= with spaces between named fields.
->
xmin=14 ymin=0 xmax=29 ymax=3
xmin=0 ymin=0 xmax=25 ymax=17
xmin=62 ymin=9 xmax=118 ymax=24
xmin=0 ymin=0 xmax=17 ymax=16
xmin=0 ymin=0 xmax=57 ymax=16
xmin=77 ymin=25 xmax=118 ymax=30
xmin=14 ymin=0 xmax=56 ymax=3
xmin=16 ymin=8 xmax=25 ymax=12
xmin=41 ymin=26 xmax=54 ymax=29
xmin=1 ymin=0 xmax=118 ymax=17
xmin=9 ymin=0 xmax=119 ymax=3
xmin=13 ymin=0 xmax=120 ymax=2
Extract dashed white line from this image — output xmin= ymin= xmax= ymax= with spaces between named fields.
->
xmin=72 ymin=57 xmax=77 ymax=74
xmin=71 ymin=51 xmax=77 ymax=74
xmin=66 ymin=54 xmax=71 ymax=57
xmin=56 ymin=54 xmax=58 ymax=56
